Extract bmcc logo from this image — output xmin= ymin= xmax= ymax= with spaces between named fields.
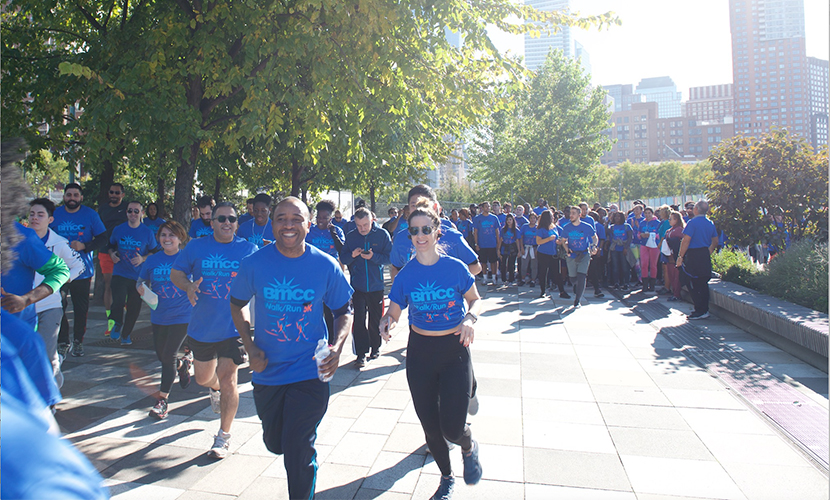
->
xmin=153 ymin=262 xmax=172 ymax=277
xmin=201 ymin=253 xmax=240 ymax=270
xmin=57 ymin=221 xmax=84 ymax=233
xmin=264 ymin=277 xmax=315 ymax=302
xmin=411 ymin=281 xmax=454 ymax=303
xmin=120 ymin=235 xmax=142 ymax=248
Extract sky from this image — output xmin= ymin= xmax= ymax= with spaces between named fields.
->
xmin=489 ymin=0 xmax=830 ymax=100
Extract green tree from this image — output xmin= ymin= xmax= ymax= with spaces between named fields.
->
xmin=707 ymin=129 xmax=828 ymax=248
xmin=22 ymin=150 xmax=70 ymax=198
xmin=589 ymin=160 xmax=713 ymax=203
xmin=468 ymin=50 xmax=613 ymax=208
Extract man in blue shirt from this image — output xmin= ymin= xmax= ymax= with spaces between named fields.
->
xmin=473 ymin=201 xmax=501 ymax=285
xmin=676 ymin=201 xmax=719 ymax=320
xmin=237 ymin=198 xmax=255 ymax=226
xmin=171 ymin=202 xmax=258 ymax=459
xmin=561 ymin=207 xmax=599 ymax=308
xmin=230 ymin=197 xmax=353 ymax=500
xmin=188 ymin=195 xmax=215 ymax=239
xmin=340 ymin=208 xmax=392 ymax=366
xmin=51 ymin=183 xmax=108 ymax=357
xmin=236 ymin=193 xmax=274 ymax=249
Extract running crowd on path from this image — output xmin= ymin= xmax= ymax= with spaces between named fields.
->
xmin=3 ymin=169 xmax=723 ymax=499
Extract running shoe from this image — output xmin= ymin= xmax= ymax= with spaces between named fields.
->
xmin=462 ymin=440 xmax=483 ymax=485
xmin=621 ymin=284 xmax=629 ymax=291
xmin=468 ymin=394 xmax=480 ymax=415
xmin=688 ymin=311 xmax=710 ymax=320
xmin=58 ymin=342 xmax=71 ymax=360
xmin=529 ymin=281 xmax=535 ymax=288
xmin=559 ymin=291 xmax=571 ymax=299
xmin=120 ymin=335 xmax=132 ymax=346
xmin=71 ymin=340 xmax=84 ymax=357
xmin=209 ymin=388 xmax=221 ymax=414
xmin=108 ymin=318 xmax=115 ymax=332
xmin=594 ymin=291 xmax=605 ymax=298
xmin=355 ymin=356 xmax=366 ymax=368
xmin=667 ymin=296 xmax=680 ymax=302
xmin=207 ymin=431 xmax=230 ymax=459
xmin=149 ymin=398 xmax=168 ymax=420
xmin=109 ymin=322 xmax=122 ymax=341
xmin=430 ymin=475 xmax=455 ymax=500
xmin=178 ymin=355 xmax=192 ymax=389
xmin=369 ymin=350 xmax=380 ymax=360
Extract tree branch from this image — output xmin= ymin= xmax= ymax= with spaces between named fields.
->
xmin=202 ymin=114 xmax=242 ymax=131
xmin=72 ymin=0 xmax=106 ymax=34
xmin=201 ymin=56 xmax=272 ymax=116
xmin=174 ymin=0 xmax=196 ymax=19
xmin=103 ymin=0 xmax=116 ymax=29
xmin=121 ymin=0 xmax=129 ymax=29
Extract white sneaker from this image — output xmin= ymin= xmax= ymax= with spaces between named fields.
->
xmin=207 ymin=430 xmax=230 ymax=459
xmin=209 ymin=388 xmax=221 ymax=414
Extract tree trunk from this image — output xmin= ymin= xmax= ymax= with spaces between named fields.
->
xmin=213 ymin=175 xmax=221 ymax=202
xmin=370 ymin=183 xmax=376 ymax=214
xmin=173 ymin=143 xmax=199 ymax=227
xmin=98 ymin=159 xmax=115 ymax=208
xmin=290 ymin=157 xmax=303 ymax=197
xmin=156 ymin=175 xmax=166 ymax=218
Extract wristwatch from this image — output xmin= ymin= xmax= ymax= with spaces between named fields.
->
xmin=465 ymin=312 xmax=478 ymax=324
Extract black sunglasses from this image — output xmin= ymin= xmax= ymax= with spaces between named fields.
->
xmin=213 ymin=215 xmax=238 ymax=223
xmin=109 ymin=190 xmax=122 ymax=195
xmin=126 ymin=208 xmax=141 ymax=214
xmin=408 ymin=226 xmax=435 ymax=236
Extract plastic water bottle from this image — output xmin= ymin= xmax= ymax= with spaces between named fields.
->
xmin=314 ymin=339 xmax=333 ymax=382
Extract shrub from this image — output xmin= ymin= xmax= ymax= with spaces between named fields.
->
xmin=755 ymin=240 xmax=829 ymax=313
xmin=712 ymin=248 xmax=758 ymax=288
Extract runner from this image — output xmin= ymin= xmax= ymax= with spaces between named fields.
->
xmin=188 ymin=195 xmax=215 ymax=239
xmin=51 ymin=183 xmax=108 ymax=357
xmin=608 ymin=212 xmax=634 ymax=290
xmin=518 ymin=211 xmax=538 ymax=287
xmin=381 ymin=206 xmax=399 ymax=238
xmin=108 ymin=201 xmax=160 ymax=345
xmin=171 ymin=202 xmax=257 ymax=458
xmin=137 ymin=221 xmax=194 ymax=420
xmin=473 ymin=201 xmax=500 ymax=285
xmin=535 ymin=210 xmax=569 ymax=300
xmin=561 ymin=206 xmax=599 ymax=308
xmin=627 ymin=204 xmax=645 ymax=287
xmin=332 ymin=209 xmax=348 ymax=232
xmin=532 ymin=198 xmax=547 ymax=216
xmin=497 ymin=214 xmax=519 ymax=285
xmin=305 ymin=200 xmax=345 ymax=262
xmin=230 ymin=197 xmax=354 ymax=500
xmin=664 ymin=211 xmax=685 ymax=302
xmin=143 ymin=202 xmax=166 ymax=232
xmin=380 ymin=199 xmax=483 ymax=500
xmin=236 ymin=193 xmax=274 ymax=249
xmin=237 ymin=198 xmax=255 ymax=226
xmin=587 ymin=211 xmax=606 ymax=298
xmin=97 ymin=182 xmax=128 ymax=336
xmin=28 ymin=198 xmax=84 ymax=387
xmin=340 ymin=207 xmax=392 ymax=367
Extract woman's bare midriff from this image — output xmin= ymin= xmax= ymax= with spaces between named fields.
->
xmin=411 ymin=324 xmax=461 ymax=337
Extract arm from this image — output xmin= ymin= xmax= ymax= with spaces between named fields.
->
xmin=676 ymin=235 xmax=692 ymax=267
xmin=368 ymin=233 xmax=392 ymax=266
xmin=170 ymin=269 xmax=203 ymax=306
xmin=338 ymin=236 xmax=358 ymax=265
xmin=1 ymin=254 xmax=70 ymax=313
xmin=56 ymin=240 xmax=85 ymax=282
xmin=709 ymin=236 xmax=719 ymax=255
xmin=379 ymin=301 xmax=403 ymax=341
xmin=230 ymin=301 xmax=269 ymax=372
xmin=467 ymin=261 xmax=482 ymax=276
xmin=456 ymin=284 xmax=482 ymax=347
xmin=318 ymin=302 xmax=354 ymax=379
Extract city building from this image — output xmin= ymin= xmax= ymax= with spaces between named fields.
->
xmin=600 ymin=102 xmax=735 ymax=166
xmin=523 ymin=0 xmax=591 ymax=75
xmin=807 ymin=57 xmax=829 ymax=149
xmin=635 ymin=76 xmax=683 ymax=118
xmin=686 ymin=84 xmax=735 ymax=123
xmin=729 ymin=0 xmax=813 ymax=143
xmin=602 ymin=84 xmax=645 ymax=113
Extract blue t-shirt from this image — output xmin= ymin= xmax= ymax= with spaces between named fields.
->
xmin=496 ymin=213 xmax=506 ymax=226
xmin=501 ymin=227 xmax=519 ymax=245
xmin=305 ymin=224 xmax=345 ymax=259
xmin=143 ymin=217 xmax=166 ymax=232
xmin=520 ymin=224 xmax=537 ymax=246
xmin=237 ymin=213 xmax=254 ymax=226
xmin=473 ymin=214 xmax=500 ymax=248
xmin=515 ymin=215 xmax=529 ymax=228
xmin=536 ymin=226 xmax=559 ymax=255
xmin=533 ymin=206 xmax=546 ymax=216
xmin=50 ymin=206 xmax=106 ymax=280
xmin=4 ymin=222 xmax=54 ymax=326
xmin=110 ymin=223 xmax=159 ymax=280
xmin=388 ymin=255 xmax=475 ymax=332
xmin=188 ymin=220 xmax=214 ymax=239
xmin=332 ymin=218 xmax=348 ymax=232
xmin=683 ymin=215 xmax=718 ymax=249
xmin=139 ymin=251 xmax=193 ymax=325
xmin=172 ymin=236 xmax=257 ymax=342
xmin=561 ymin=221 xmax=596 ymax=254
xmin=638 ymin=218 xmax=661 ymax=246
xmin=627 ymin=215 xmax=645 ymax=244
xmin=1 ymin=310 xmax=61 ymax=408
xmin=456 ymin=219 xmax=473 ymax=239
xmin=236 ymin=218 xmax=275 ymax=249
xmin=609 ymin=223 xmax=633 ymax=251
xmin=230 ymin=244 xmax=353 ymax=386
xmin=390 ymin=225 xmax=478 ymax=268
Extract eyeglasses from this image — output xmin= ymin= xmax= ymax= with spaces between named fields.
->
xmin=408 ymin=226 xmax=435 ymax=236
xmin=109 ymin=190 xmax=122 ymax=195
xmin=126 ymin=209 xmax=141 ymax=214
xmin=213 ymin=215 xmax=238 ymax=223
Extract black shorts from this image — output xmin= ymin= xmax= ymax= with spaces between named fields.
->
xmin=188 ymin=336 xmax=247 ymax=365
xmin=478 ymin=247 xmax=498 ymax=264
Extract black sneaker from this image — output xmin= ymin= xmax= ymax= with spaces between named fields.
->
xmin=688 ymin=311 xmax=710 ymax=320
xmin=369 ymin=350 xmax=380 ymax=360
xmin=58 ymin=342 xmax=71 ymax=361
xmin=178 ymin=354 xmax=192 ymax=389
xmin=462 ymin=440 xmax=483 ymax=485
xmin=71 ymin=340 xmax=84 ymax=357
xmin=621 ymin=284 xmax=629 ymax=291
xmin=594 ymin=291 xmax=605 ymax=298
xmin=559 ymin=291 xmax=571 ymax=299
xmin=355 ymin=356 xmax=366 ymax=368
xmin=430 ymin=475 xmax=455 ymax=500
xmin=149 ymin=398 xmax=168 ymax=420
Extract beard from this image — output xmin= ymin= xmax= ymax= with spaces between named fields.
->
xmin=65 ymin=200 xmax=80 ymax=210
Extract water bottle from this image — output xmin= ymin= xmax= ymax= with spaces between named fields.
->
xmin=314 ymin=339 xmax=333 ymax=382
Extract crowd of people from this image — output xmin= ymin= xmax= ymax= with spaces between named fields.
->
xmin=3 ymin=170 xmax=721 ymax=499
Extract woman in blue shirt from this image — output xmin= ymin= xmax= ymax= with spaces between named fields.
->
xmin=380 ymin=199 xmax=484 ymax=499
xmin=608 ymin=212 xmax=633 ymax=290
xmin=638 ymin=206 xmax=662 ymax=292
xmin=518 ymin=211 xmax=538 ymax=286
xmin=497 ymin=214 xmax=520 ymax=285
xmin=138 ymin=221 xmax=194 ymax=420
xmin=535 ymin=210 xmax=569 ymax=300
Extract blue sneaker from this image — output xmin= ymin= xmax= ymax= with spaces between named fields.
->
xmin=120 ymin=335 xmax=132 ymax=346
xmin=430 ymin=475 xmax=454 ymax=500
xmin=110 ymin=322 xmax=122 ymax=341
xmin=462 ymin=440 xmax=482 ymax=485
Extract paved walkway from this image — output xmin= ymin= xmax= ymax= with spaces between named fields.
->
xmin=57 ymin=283 xmax=829 ymax=499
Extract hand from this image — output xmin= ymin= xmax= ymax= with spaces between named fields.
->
xmin=70 ymin=240 xmax=86 ymax=252
xmin=0 ymin=287 xmax=29 ymax=314
xmin=379 ymin=315 xmax=396 ymax=342
xmin=318 ymin=349 xmax=341 ymax=379
xmin=186 ymin=277 xmax=203 ymax=306
xmin=136 ymin=282 xmax=145 ymax=296
xmin=675 ymin=255 xmax=683 ymax=268
xmin=352 ymin=247 xmax=363 ymax=258
xmin=590 ymin=246 xmax=598 ymax=256
xmin=110 ymin=251 xmax=121 ymax=264
xmin=130 ymin=254 xmax=144 ymax=267
xmin=360 ymin=248 xmax=374 ymax=260
xmin=497 ymin=252 xmax=502 ymax=259
xmin=262 ymin=239 xmax=273 ymax=246
xmin=245 ymin=342 xmax=269 ymax=372
xmin=455 ymin=320 xmax=475 ymax=347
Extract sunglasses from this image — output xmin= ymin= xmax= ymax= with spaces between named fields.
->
xmin=109 ymin=190 xmax=122 ymax=195
xmin=126 ymin=209 xmax=141 ymax=214
xmin=408 ymin=226 xmax=435 ymax=236
xmin=213 ymin=215 xmax=238 ymax=223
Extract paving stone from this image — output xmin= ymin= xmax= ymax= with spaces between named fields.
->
xmin=175 ymin=490 xmax=237 ymax=500
xmin=473 ymin=339 xmax=522 ymax=353
xmin=525 ymin=483 xmax=636 ymax=500
xmin=104 ymin=442 xmax=219 ymax=488
xmin=474 ymin=377 xmax=523 ymax=398
xmin=597 ymin=403 xmax=691 ymax=431
xmin=518 ymin=341 xmax=576 ymax=355
xmin=413 ymin=476 xmax=525 ymax=500
xmin=71 ymin=436 xmax=152 ymax=473
xmin=721 ymin=462 xmax=830 ymax=500
xmin=661 ymin=388 xmax=746 ymax=410
xmin=474 ymin=361 xmax=521 ymax=380
xmin=350 ymin=407 xmax=404 ymax=435
xmin=584 ymin=368 xmax=656 ymax=387
xmin=676 ymin=407 xmax=777 ymax=435
xmin=590 ymin=384 xmax=672 ymax=406
xmin=353 ymin=487 xmax=412 ymax=499
xmin=190 ymin=454 xmax=274 ymax=496
xmin=314 ymin=463 xmax=369 ymax=500
xmin=607 ymin=426 xmax=715 ymax=460
xmin=477 ymin=443 xmax=524 ymax=483
xmin=524 ymin=419 xmax=616 ymax=454
xmin=620 ymin=455 xmax=744 ymax=499
xmin=382 ymin=422 xmax=429 ymax=455
xmin=522 ymin=380 xmax=594 ymax=402
xmin=154 ymin=419 xmax=261 ymax=454
xmin=104 ymin=479 xmax=184 ymax=500
xmin=327 ymin=432 xmax=388 ymax=467
xmin=466 ymin=415 xmax=523 ymax=446
xmin=327 ymin=395 xmax=373 ymax=418
xmin=524 ymin=448 xmax=631 ymax=491
xmin=695 ymin=431 xmax=814 ymax=466
xmin=316 ymin=416 xmax=356 ymax=446
xmin=67 ymin=408 xmax=190 ymax=444
xmin=522 ymin=399 xmax=604 ymax=425
xmin=56 ymin=404 xmax=121 ymax=434
xmin=362 ymin=451 xmax=426 ymax=493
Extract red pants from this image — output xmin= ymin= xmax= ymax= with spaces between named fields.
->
xmin=639 ymin=246 xmax=659 ymax=279
xmin=666 ymin=259 xmax=681 ymax=298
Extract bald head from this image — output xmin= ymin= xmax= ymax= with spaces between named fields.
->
xmin=694 ymin=200 xmax=710 ymax=216
xmin=273 ymin=196 xmax=311 ymax=219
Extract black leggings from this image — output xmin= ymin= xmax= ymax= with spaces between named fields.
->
xmin=153 ymin=323 xmax=189 ymax=394
xmin=536 ymin=253 xmax=565 ymax=294
xmin=406 ymin=328 xmax=473 ymax=476
xmin=111 ymin=275 xmax=142 ymax=337
xmin=500 ymin=243 xmax=518 ymax=281
xmin=58 ymin=277 xmax=91 ymax=344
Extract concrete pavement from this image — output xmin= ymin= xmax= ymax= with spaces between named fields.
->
xmin=56 ymin=282 xmax=829 ymax=499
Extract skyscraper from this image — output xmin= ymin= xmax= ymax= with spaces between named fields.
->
xmin=807 ymin=57 xmax=829 ymax=149
xmin=523 ymin=0 xmax=571 ymax=72
xmin=729 ymin=0 xmax=812 ymax=143
xmin=635 ymin=76 xmax=683 ymax=119
xmin=687 ymin=84 xmax=735 ymax=123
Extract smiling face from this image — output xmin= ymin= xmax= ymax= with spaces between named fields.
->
xmin=408 ymin=214 xmax=438 ymax=254
xmin=253 ymin=202 xmax=270 ymax=226
xmin=199 ymin=205 xmax=213 ymax=224
xmin=158 ymin=227 xmax=182 ymax=255
xmin=109 ymin=185 xmax=124 ymax=206
xmin=63 ymin=188 xmax=83 ymax=211
xmin=126 ymin=202 xmax=143 ymax=225
xmin=28 ymin=204 xmax=52 ymax=233
xmin=211 ymin=205 xmax=238 ymax=243
xmin=272 ymin=198 xmax=310 ymax=257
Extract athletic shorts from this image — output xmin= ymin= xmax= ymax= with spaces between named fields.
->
xmin=566 ymin=252 xmax=591 ymax=276
xmin=478 ymin=247 xmax=498 ymax=264
xmin=99 ymin=252 xmax=114 ymax=274
xmin=189 ymin=336 xmax=247 ymax=365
